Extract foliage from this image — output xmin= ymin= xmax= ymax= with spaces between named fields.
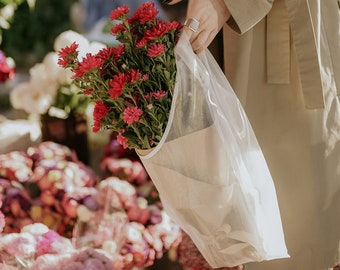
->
xmin=1 ymin=0 xmax=76 ymax=68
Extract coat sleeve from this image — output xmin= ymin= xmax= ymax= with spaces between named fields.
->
xmin=224 ymin=0 xmax=273 ymax=34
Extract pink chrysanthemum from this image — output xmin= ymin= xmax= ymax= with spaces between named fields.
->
xmin=92 ymin=101 xmax=110 ymax=132
xmin=129 ymin=2 xmax=158 ymax=24
xmin=110 ymin=5 xmax=130 ymax=21
xmin=123 ymin=107 xmax=143 ymax=125
xmin=109 ymin=73 xmax=128 ymax=98
xmin=111 ymin=23 xmax=126 ymax=35
xmin=72 ymin=53 xmax=102 ymax=79
xmin=57 ymin=42 xmax=79 ymax=68
xmin=117 ymin=130 xmax=129 ymax=149
xmin=147 ymin=44 xmax=165 ymax=58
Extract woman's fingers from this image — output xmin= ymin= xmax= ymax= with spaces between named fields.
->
xmin=185 ymin=0 xmax=230 ymax=53
xmin=164 ymin=0 xmax=183 ymax=5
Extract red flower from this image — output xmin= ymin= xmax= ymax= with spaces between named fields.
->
xmin=147 ymin=44 xmax=165 ymax=58
xmin=72 ymin=53 xmax=102 ymax=79
xmin=165 ymin=20 xmax=183 ymax=31
xmin=94 ymin=101 xmax=110 ymax=120
xmin=93 ymin=101 xmax=110 ymax=132
xmin=144 ymin=20 xmax=168 ymax=41
xmin=0 ymin=51 xmax=15 ymax=82
xmin=111 ymin=23 xmax=126 ymax=35
xmin=0 ymin=65 xmax=15 ymax=82
xmin=109 ymin=73 xmax=127 ymax=98
xmin=136 ymin=38 xmax=147 ymax=49
xmin=145 ymin=90 xmax=166 ymax=100
xmin=110 ymin=5 xmax=130 ymax=21
xmin=96 ymin=47 xmax=114 ymax=62
xmin=128 ymin=69 xmax=141 ymax=83
xmin=112 ymin=44 xmax=125 ymax=59
xmin=83 ymin=88 xmax=93 ymax=95
xmin=123 ymin=106 xmax=143 ymax=124
xmin=129 ymin=2 xmax=158 ymax=24
xmin=152 ymin=90 xmax=166 ymax=99
xmin=117 ymin=130 xmax=129 ymax=149
xmin=57 ymin=42 xmax=79 ymax=68
xmin=92 ymin=120 xmax=101 ymax=133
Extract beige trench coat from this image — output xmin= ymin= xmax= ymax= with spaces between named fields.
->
xmin=220 ymin=0 xmax=340 ymax=269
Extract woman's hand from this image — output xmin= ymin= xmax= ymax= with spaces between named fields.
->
xmin=184 ymin=0 xmax=230 ymax=53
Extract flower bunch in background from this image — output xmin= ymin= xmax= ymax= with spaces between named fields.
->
xmin=0 ymin=223 xmax=74 ymax=269
xmin=0 ymin=140 xmax=182 ymax=269
xmin=101 ymin=132 xmax=161 ymax=207
xmin=58 ymin=2 xmax=182 ymax=149
xmin=74 ymin=177 xmax=181 ymax=269
xmin=0 ymin=141 xmax=99 ymax=237
xmin=0 ymin=50 xmax=15 ymax=83
xmin=10 ymin=30 xmax=104 ymax=119
xmin=0 ymin=223 xmax=120 ymax=270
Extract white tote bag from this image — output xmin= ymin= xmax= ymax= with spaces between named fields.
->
xmin=137 ymin=32 xmax=289 ymax=267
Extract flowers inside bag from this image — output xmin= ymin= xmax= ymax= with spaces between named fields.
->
xmin=137 ymin=33 xmax=289 ymax=267
xmin=58 ymin=2 xmax=288 ymax=267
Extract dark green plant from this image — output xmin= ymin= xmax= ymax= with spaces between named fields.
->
xmin=1 ymin=0 xmax=76 ymax=68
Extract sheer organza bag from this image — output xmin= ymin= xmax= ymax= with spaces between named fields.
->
xmin=137 ymin=32 xmax=289 ymax=267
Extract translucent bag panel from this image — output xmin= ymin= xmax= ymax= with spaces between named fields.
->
xmin=138 ymin=32 xmax=288 ymax=267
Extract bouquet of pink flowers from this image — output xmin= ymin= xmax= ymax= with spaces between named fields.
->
xmin=74 ymin=176 xmax=181 ymax=269
xmin=58 ymin=2 xmax=182 ymax=150
xmin=0 ymin=142 xmax=99 ymax=237
xmin=0 ymin=223 xmax=75 ymax=269
xmin=0 ymin=141 xmax=182 ymax=269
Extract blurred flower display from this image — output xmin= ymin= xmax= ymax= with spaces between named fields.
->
xmin=0 ymin=142 xmax=99 ymax=237
xmin=9 ymin=30 xmax=102 ymax=118
xmin=0 ymin=141 xmax=182 ymax=269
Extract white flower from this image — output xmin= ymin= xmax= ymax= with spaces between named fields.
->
xmin=10 ymin=82 xmax=54 ymax=114
xmin=0 ymin=4 xmax=15 ymax=29
xmin=9 ymin=30 xmax=93 ymax=116
xmin=21 ymin=223 xmax=49 ymax=235
xmin=125 ymin=222 xmax=144 ymax=243
xmin=42 ymin=52 xmax=64 ymax=81
xmin=102 ymin=240 xmax=118 ymax=254
xmin=77 ymin=205 xmax=95 ymax=222
xmin=88 ymin=41 xmax=106 ymax=55
xmin=54 ymin=30 xmax=90 ymax=60
xmin=57 ymin=68 xmax=73 ymax=85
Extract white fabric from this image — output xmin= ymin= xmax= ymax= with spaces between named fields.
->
xmin=223 ymin=9 xmax=340 ymax=268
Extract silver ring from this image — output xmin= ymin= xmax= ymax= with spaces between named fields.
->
xmin=184 ymin=18 xmax=200 ymax=33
